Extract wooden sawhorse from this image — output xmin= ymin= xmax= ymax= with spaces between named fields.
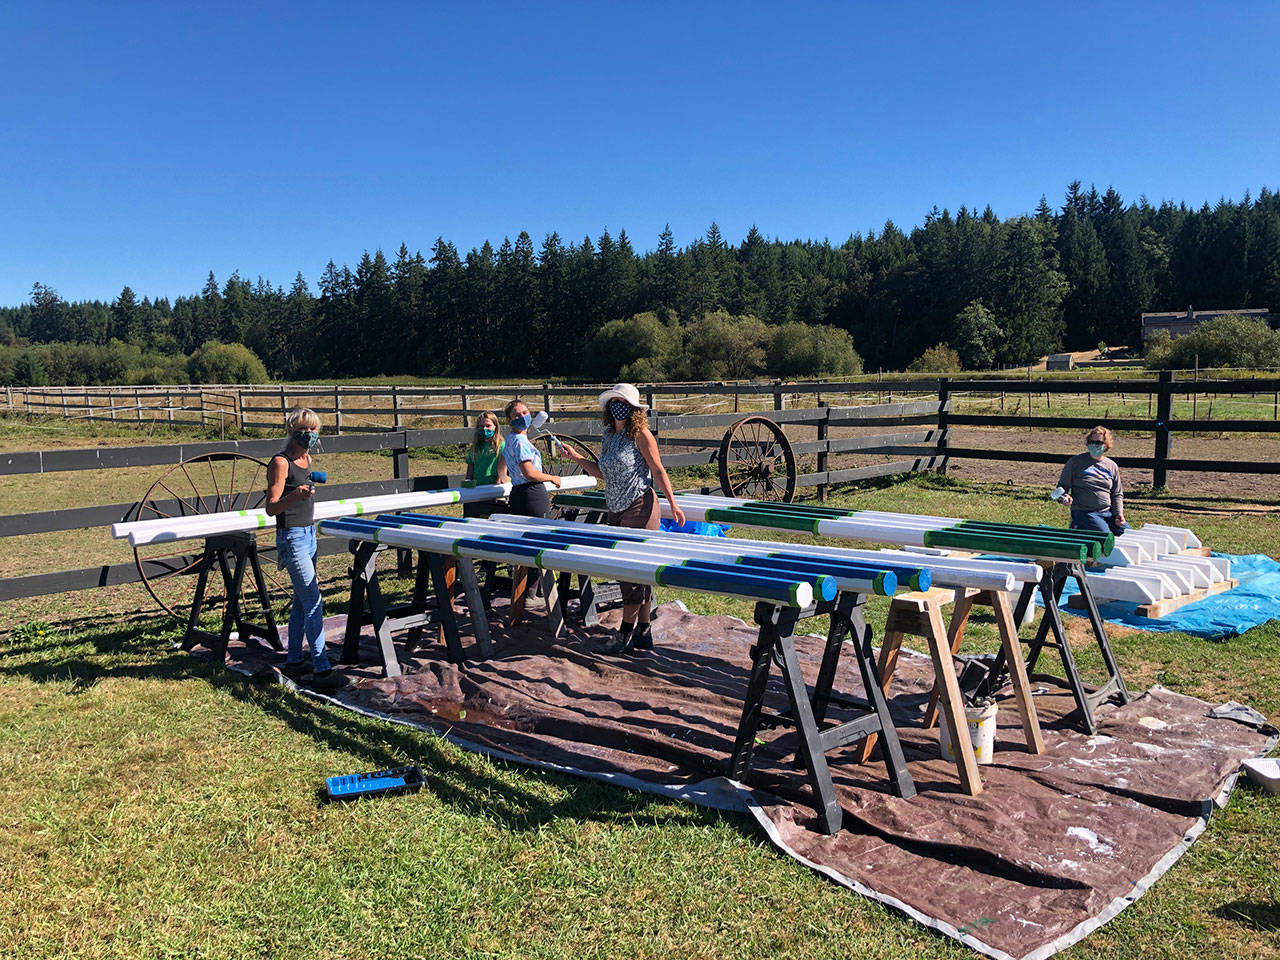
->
xmin=182 ymin=531 xmax=282 ymax=665
xmin=339 ymin=540 xmax=493 ymax=677
xmin=729 ymin=592 xmax=916 ymax=835
xmin=862 ymin=587 xmax=1045 ymax=796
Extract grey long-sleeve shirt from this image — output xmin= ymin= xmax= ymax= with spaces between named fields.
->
xmin=1057 ymin=453 xmax=1124 ymax=516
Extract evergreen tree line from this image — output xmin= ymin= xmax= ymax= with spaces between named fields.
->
xmin=1 ymin=182 xmax=1277 ymax=385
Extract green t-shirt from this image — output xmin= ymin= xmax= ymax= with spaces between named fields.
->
xmin=466 ymin=439 xmax=505 ymax=485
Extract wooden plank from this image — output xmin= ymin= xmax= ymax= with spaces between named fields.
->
xmin=796 ymin=458 xmax=942 ymax=486
xmin=923 ymin=598 xmax=984 ymax=795
xmin=0 ymin=536 xmax=350 ymax=602
xmin=949 ymin=379 xmax=1154 ymax=394
xmin=1067 ymin=577 xmax=1238 ymax=618
xmin=948 ymin=414 xmax=1157 ymax=430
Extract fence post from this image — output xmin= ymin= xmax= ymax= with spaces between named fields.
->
xmin=646 ymin=387 xmax=657 ymax=436
xmin=134 ymin=388 xmax=142 ymax=422
xmin=773 ymin=379 xmax=784 ymax=411
xmin=333 ymin=385 xmax=343 ymax=435
xmin=542 ymin=382 xmax=552 ymax=415
xmin=5 ymin=385 xmax=11 ymax=413
xmin=392 ymin=385 xmax=401 ymax=429
xmin=816 ymin=402 xmax=829 ymax=503
xmin=460 ymin=385 xmax=470 ymax=427
xmin=936 ymin=378 xmax=951 ymax=475
xmin=278 ymin=385 xmax=287 ymax=425
xmin=1153 ymin=370 xmax=1173 ymax=490
xmin=393 ymin=441 xmax=413 ymax=577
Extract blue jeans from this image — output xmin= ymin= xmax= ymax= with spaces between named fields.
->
xmin=1070 ymin=509 xmax=1129 ymax=538
xmin=277 ymin=525 xmax=331 ymax=671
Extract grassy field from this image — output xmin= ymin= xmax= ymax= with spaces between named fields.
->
xmin=2 ymin=428 xmax=1280 ymax=958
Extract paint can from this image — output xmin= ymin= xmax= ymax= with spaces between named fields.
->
xmin=940 ymin=701 xmax=998 ymax=765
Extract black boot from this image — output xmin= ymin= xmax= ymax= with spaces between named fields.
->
xmin=600 ymin=621 xmax=635 ymax=655
xmin=631 ymin=624 xmax=653 ymax=651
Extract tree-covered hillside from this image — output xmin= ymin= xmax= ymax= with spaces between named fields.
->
xmin=2 ymin=183 xmax=1277 ymax=382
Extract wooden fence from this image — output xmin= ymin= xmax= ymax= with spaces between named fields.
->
xmin=0 ymin=401 xmax=943 ymax=605
xmin=940 ymin=372 xmax=1280 ymax=487
xmin=5 ymin=379 xmax=936 ymax=433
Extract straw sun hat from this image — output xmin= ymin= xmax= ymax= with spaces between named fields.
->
xmin=597 ymin=382 xmax=648 ymax=411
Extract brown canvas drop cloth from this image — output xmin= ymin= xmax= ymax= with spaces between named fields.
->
xmin=222 ymin=602 xmax=1274 ymax=960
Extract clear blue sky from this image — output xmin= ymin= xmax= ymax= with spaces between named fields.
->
xmin=3 ymin=1 xmax=1277 ymax=305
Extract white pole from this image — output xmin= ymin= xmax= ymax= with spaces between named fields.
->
xmin=113 ymin=475 xmax=596 ymax=546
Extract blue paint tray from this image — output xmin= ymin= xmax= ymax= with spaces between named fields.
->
xmin=324 ymin=764 xmax=424 ymax=801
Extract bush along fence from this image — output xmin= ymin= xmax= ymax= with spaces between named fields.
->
xmin=0 ymin=401 xmax=943 ymax=605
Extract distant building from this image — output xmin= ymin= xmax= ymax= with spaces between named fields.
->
xmin=1141 ymin=306 xmax=1275 ymax=342
xmin=1046 ymin=353 xmax=1075 ymax=371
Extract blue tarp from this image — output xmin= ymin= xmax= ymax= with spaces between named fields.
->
xmin=660 ymin=518 xmax=730 ymax=538
xmin=1050 ymin=552 xmax=1280 ymax=640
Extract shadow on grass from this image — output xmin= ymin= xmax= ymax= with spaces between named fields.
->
xmin=0 ymin=617 xmax=207 ymax=692
xmin=0 ymin=610 xmax=742 ymax=835
xmin=1214 ymin=899 xmax=1280 ymax=932
xmin=226 ymin=677 xmax=740 ymax=835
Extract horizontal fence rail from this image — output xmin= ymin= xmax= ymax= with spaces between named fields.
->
xmin=1 ymin=399 xmax=944 ymax=604
xmin=8 ymin=370 xmax=1280 ymax=606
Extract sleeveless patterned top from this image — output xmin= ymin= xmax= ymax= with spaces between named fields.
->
xmin=599 ymin=428 xmax=653 ymax=513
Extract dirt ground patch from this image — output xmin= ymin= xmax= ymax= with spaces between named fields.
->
xmin=947 ymin=428 xmax=1280 ymax=501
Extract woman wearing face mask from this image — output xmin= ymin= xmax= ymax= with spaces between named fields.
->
xmin=463 ymin=411 xmax=508 ymax=519
xmin=502 ymin=398 xmax=562 ymax=518
xmin=1053 ymin=426 xmax=1128 ymax=536
xmin=265 ymin=408 xmax=346 ymax=689
xmin=559 ymin=383 xmax=687 ymax=654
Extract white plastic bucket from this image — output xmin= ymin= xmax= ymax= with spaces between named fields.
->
xmin=939 ymin=702 xmax=998 ymax=764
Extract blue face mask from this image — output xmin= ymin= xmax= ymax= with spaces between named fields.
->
xmin=607 ymin=399 xmax=632 ymax=422
xmin=1087 ymin=442 xmax=1106 ymax=458
xmin=292 ymin=429 xmax=320 ymax=450
xmin=481 ymin=427 xmax=495 ymax=439
xmin=509 ymin=413 xmax=531 ymax=431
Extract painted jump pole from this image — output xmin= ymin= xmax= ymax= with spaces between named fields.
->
xmin=112 ymin=475 xmax=597 ymax=547
xmin=554 ymin=491 xmax=1111 ymax=564
xmin=371 ymin=512 xmax=908 ymax=597
xmin=318 ymin=516 xmax=825 ymax=608
xmin=485 ymin=514 xmax=1040 ymax=594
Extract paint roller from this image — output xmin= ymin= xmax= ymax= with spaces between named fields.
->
xmin=529 ymin=410 xmax=563 ymax=451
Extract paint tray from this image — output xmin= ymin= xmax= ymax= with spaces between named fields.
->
xmin=1242 ymin=758 xmax=1280 ymax=795
xmin=325 ymin=765 xmax=424 ymax=801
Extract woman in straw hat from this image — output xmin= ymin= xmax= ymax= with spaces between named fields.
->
xmin=561 ymin=383 xmax=686 ymax=654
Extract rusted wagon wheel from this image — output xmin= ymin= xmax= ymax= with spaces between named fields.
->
xmin=130 ymin=452 xmax=290 ymax=620
xmin=718 ymin=415 xmax=797 ymax=502
xmin=533 ymin=433 xmax=599 ymax=478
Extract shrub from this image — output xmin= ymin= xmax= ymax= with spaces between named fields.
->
xmin=954 ymin=300 xmax=1001 ymax=370
xmin=766 ymin=323 xmax=863 ymax=378
xmin=907 ymin=343 xmax=963 ymax=373
xmin=676 ymin=312 xmax=769 ymax=380
xmin=1144 ymin=315 xmax=1280 ymax=370
xmin=11 ymin=350 xmax=48 ymax=386
xmin=186 ymin=340 xmax=269 ymax=384
xmin=585 ymin=312 xmax=678 ymax=381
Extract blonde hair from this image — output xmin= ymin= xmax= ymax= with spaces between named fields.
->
xmin=472 ymin=411 xmax=502 ymax=456
xmin=602 ymin=405 xmax=649 ymax=441
xmin=1086 ymin=425 xmax=1114 ymax=450
xmin=285 ymin=407 xmax=320 ymax=432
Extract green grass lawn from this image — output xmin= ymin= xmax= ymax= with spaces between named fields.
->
xmin=3 ymin=463 xmax=1280 ymax=957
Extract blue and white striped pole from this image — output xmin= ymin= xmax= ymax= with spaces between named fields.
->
xmin=383 ymin=513 xmax=906 ymax=596
xmin=319 ymin=516 xmax=825 ymax=608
